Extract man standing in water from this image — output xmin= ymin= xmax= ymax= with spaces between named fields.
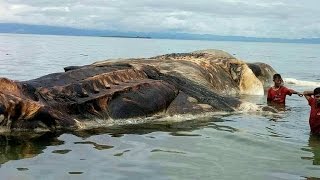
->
xmin=267 ymin=74 xmax=303 ymax=106
xmin=303 ymin=88 xmax=320 ymax=135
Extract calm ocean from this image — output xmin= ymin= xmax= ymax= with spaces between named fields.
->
xmin=0 ymin=33 xmax=320 ymax=180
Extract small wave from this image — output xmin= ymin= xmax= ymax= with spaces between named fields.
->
xmin=77 ymin=111 xmax=232 ymax=130
xmin=0 ymin=103 xmax=283 ymax=133
xmin=284 ymin=78 xmax=320 ymax=87
xmin=237 ymin=102 xmax=282 ymax=115
xmin=237 ymin=102 xmax=260 ymax=112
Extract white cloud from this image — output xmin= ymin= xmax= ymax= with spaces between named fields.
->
xmin=0 ymin=0 xmax=319 ymax=38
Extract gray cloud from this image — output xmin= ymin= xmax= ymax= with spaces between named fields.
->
xmin=0 ymin=0 xmax=319 ymax=38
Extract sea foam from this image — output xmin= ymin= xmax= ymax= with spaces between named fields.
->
xmin=284 ymin=78 xmax=320 ymax=87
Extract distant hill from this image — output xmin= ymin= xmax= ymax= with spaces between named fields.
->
xmin=0 ymin=23 xmax=320 ymax=44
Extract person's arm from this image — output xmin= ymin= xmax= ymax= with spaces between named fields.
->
xmin=288 ymin=88 xmax=303 ymax=97
xmin=303 ymin=91 xmax=313 ymax=100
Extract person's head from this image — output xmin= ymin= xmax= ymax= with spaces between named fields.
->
xmin=313 ymin=87 xmax=320 ymax=106
xmin=314 ymin=87 xmax=320 ymax=98
xmin=273 ymin=74 xmax=283 ymax=87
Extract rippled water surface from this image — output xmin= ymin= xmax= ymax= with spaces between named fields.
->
xmin=1 ymin=33 xmax=320 ymax=179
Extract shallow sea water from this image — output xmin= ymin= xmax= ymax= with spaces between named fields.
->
xmin=0 ymin=33 xmax=320 ymax=179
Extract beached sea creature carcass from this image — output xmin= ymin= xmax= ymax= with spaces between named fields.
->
xmin=0 ymin=49 xmax=276 ymax=131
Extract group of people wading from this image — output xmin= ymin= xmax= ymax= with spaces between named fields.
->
xmin=267 ymin=73 xmax=320 ymax=135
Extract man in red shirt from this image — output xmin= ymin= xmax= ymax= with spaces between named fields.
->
xmin=267 ymin=74 xmax=302 ymax=105
xmin=303 ymin=88 xmax=320 ymax=135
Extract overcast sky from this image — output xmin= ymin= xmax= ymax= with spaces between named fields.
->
xmin=0 ymin=0 xmax=319 ymax=38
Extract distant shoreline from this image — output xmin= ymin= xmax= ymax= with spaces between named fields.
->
xmin=1 ymin=23 xmax=320 ymax=44
xmin=100 ymin=35 xmax=151 ymax=39
xmin=1 ymin=32 xmax=320 ymax=45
